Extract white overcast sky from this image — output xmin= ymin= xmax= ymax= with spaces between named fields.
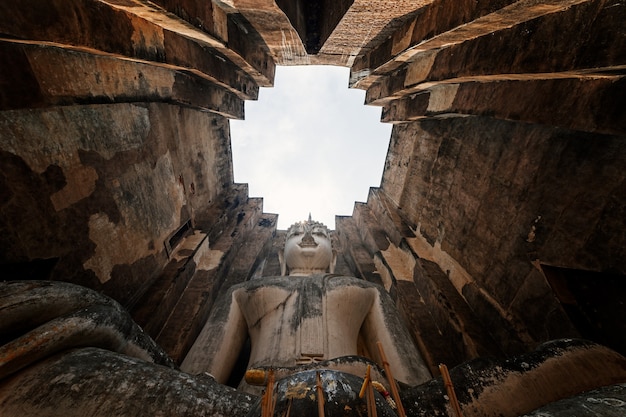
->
xmin=230 ymin=65 xmax=392 ymax=230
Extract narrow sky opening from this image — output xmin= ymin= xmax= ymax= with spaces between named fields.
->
xmin=230 ymin=65 xmax=392 ymax=230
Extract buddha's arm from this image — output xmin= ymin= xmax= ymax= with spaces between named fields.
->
xmin=361 ymin=289 xmax=432 ymax=386
xmin=180 ymin=288 xmax=247 ymax=383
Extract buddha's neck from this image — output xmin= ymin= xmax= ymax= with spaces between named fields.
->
xmin=288 ymin=268 xmax=328 ymax=276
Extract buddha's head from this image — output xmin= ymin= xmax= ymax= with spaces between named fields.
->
xmin=280 ymin=217 xmax=336 ymax=276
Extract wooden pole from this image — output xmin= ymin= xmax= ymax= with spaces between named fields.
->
xmin=261 ymin=369 xmax=275 ymax=417
xmin=359 ymin=365 xmax=371 ymax=399
xmin=316 ymin=371 xmax=325 ymax=417
xmin=261 ymin=389 xmax=267 ymax=417
xmin=439 ymin=364 xmax=463 ymax=417
xmin=367 ymin=370 xmax=378 ymax=417
xmin=376 ymin=341 xmax=407 ymax=417
xmin=359 ymin=365 xmax=377 ymax=417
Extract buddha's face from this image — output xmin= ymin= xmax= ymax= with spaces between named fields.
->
xmin=283 ymin=221 xmax=334 ymax=275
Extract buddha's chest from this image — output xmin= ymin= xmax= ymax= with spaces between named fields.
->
xmin=236 ymin=279 xmax=375 ymax=362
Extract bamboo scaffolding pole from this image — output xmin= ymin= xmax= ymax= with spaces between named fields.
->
xmin=316 ymin=371 xmax=325 ymax=417
xmin=261 ymin=369 xmax=275 ymax=417
xmin=376 ymin=341 xmax=407 ymax=417
xmin=367 ymin=370 xmax=378 ymax=417
xmin=439 ymin=364 xmax=463 ymax=417
xmin=359 ymin=365 xmax=377 ymax=417
xmin=359 ymin=365 xmax=371 ymax=399
xmin=261 ymin=387 xmax=267 ymax=417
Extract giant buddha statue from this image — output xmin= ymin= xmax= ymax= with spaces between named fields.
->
xmin=181 ymin=217 xmax=432 ymax=393
xmin=2 ymin=218 xmax=625 ymax=417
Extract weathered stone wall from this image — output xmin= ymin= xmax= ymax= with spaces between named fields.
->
xmin=0 ymin=103 xmax=233 ymax=306
xmin=348 ymin=115 xmax=626 ymax=365
xmin=333 ymin=189 xmax=506 ymax=371
xmin=0 ymin=0 xmax=277 ymax=318
xmin=131 ymin=188 xmax=279 ymax=363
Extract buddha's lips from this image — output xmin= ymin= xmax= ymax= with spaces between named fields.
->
xmin=298 ymin=242 xmax=318 ymax=248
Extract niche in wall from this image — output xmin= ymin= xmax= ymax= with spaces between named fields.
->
xmin=542 ymin=264 xmax=626 ymax=356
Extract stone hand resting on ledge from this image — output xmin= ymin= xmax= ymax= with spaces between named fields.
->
xmin=180 ymin=218 xmax=432 ymax=393
xmin=0 ymin=280 xmax=256 ymax=417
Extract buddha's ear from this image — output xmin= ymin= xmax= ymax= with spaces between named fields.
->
xmin=329 ymin=250 xmax=337 ymax=274
xmin=279 ymin=249 xmax=287 ymax=276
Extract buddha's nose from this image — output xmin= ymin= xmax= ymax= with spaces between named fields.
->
xmin=299 ymin=230 xmax=317 ymax=247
